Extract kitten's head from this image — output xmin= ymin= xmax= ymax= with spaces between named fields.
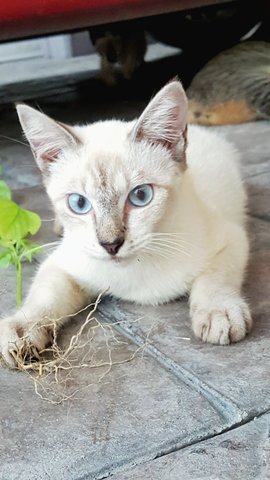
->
xmin=16 ymin=81 xmax=188 ymax=262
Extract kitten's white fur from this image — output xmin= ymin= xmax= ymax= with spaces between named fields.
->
xmin=0 ymin=81 xmax=251 ymax=365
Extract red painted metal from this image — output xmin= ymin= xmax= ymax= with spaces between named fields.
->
xmin=0 ymin=0 xmax=225 ymax=41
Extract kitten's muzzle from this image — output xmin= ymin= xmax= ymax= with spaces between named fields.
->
xmin=99 ymin=238 xmax=124 ymax=256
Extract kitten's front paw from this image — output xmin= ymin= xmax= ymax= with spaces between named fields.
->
xmin=191 ymin=297 xmax=252 ymax=345
xmin=0 ymin=317 xmax=52 ymax=367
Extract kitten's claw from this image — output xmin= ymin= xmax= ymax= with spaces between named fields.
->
xmin=191 ymin=298 xmax=252 ymax=345
xmin=0 ymin=318 xmax=52 ymax=368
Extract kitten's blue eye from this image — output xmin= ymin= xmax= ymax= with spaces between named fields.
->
xmin=128 ymin=184 xmax=153 ymax=207
xmin=68 ymin=193 xmax=92 ymax=214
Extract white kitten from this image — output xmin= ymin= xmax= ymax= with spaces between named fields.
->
xmin=0 ymin=81 xmax=252 ymax=365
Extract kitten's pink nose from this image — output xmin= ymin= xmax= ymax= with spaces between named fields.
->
xmin=100 ymin=238 xmax=124 ymax=256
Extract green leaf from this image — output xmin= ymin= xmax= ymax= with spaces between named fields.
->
xmin=0 ymin=239 xmax=14 ymax=249
xmin=0 ymin=251 xmax=12 ymax=268
xmin=0 ymin=198 xmax=41 ymax=241
xmin=0 ymin=180 xmax=11 ymax=200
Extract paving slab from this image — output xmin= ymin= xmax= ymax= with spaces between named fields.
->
xmin=113 ymin=413 xmax=270 ymax=480
xmin=247 ymin=172 xmax=270 ymax=221
xmin=213 ymin=122 xmax=270 ymax=221
xmin=211 ymin=121 xmax=270 ymax=169
xmin=0 ymin=330 xmax=230 ymax=480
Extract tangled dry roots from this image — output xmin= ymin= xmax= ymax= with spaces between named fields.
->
xmin=1 ymin=294 xmax=147 ymax=404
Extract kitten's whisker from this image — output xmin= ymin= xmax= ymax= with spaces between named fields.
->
xmin=143 ymin=244 xmax=187 ymax=260
xmin=151 ymin=238 xmax=192 ymax=248
xmin=152 ymin=232 xmax=194 ymax=238
xmin=131 ymin=238 xmax=153 ymax=251
xmin=151 ymin=242 xmax=193 ymax=255
xmin=149 ymin=240 xmax=191 ymax=257
xmin=151 ymin=234 xmax=198 ymax=248
xmin=0 ymin=134 xmax=29 ymax=147
xmin=142 ymin=246 xmax=169 ymax=260
xmin=7 ymin=164 xmax=38 ymax=169
xmin=19 ymin=241 xmax=61 ymax=260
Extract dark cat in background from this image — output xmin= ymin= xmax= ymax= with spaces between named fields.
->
xmin=89 ymin=20 xmax=146 ymax=86
xmin=89 ymin=1 xmax=270 ymax=125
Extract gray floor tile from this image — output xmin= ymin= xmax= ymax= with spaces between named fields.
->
xmin=113 ymin=413 xmax=270 ymax=480
xmin=0 ymin=291 xmax=229 ymax=480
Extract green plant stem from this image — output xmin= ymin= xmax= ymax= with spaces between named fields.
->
xmin=15 ymin=258 xmax=22 ymax=308
xmin=9 ymin=244 xmax=23 ymax=308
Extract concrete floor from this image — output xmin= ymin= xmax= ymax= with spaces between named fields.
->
xmin=0 ymin=53 xmax=270 ymax=480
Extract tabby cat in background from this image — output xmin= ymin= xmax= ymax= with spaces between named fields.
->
xmin=187 ymin=41 xmax=270 ymax=125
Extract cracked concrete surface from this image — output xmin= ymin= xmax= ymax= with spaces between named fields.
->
xmin=115 ymin=414 xmax=270 ymax=480
xmin=0 ymin=74 xmax=270 ymax=479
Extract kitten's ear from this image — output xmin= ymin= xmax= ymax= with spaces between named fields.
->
xmin=131 ymin=81 xmax=188 ymax=161
xmin=16 ymin=104 xmax=80 ymax=173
